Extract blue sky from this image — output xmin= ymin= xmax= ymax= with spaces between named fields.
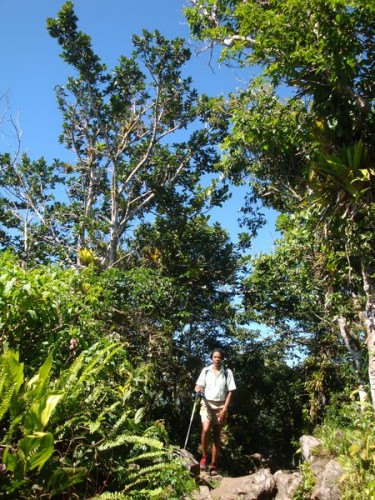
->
xmin=1 ymin=0 xmax=278 ymax=252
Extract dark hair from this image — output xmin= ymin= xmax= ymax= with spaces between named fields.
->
xmin=210 ymin=347 xmax=225 ymax=359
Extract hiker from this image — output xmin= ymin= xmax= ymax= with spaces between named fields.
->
xmin=195 ymin=347 xmax=236 ymax=475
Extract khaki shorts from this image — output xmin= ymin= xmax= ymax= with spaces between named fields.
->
xmin=200 ymin=400 xmax=226 ymax=426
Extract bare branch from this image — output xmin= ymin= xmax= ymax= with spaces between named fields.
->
xmin=223 ymin=34 xmax=255 ymax=47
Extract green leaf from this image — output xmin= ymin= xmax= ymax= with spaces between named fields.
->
xmin=3 ymin=447 xmax=18 ymax=472
xmin=18 ymin=432 xmax=55 ymax=472
xmin=134 ymin=407 xmax=146 ymax=424
xmin=4 ymin=277 xmax=17 ymax=295
xmin=47 ymin=467 xmax=86 ymax=493
xmin=349 ymin=443 xmax=361 ymax=456
xmin=27 ymin=393 xmax=63 ymax=432
xmin=27 ymin=349 xmax=54 ymax=393
xmin=27 ymin=309 xmax=37 ymax=319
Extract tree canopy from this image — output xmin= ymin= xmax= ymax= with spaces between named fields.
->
xmin=186 ymin=0 xmax=375 ymax=408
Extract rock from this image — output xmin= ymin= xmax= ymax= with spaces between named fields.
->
xmin=199 ymin=469 xmax=224 ymax=488
xmin=310 ymin=458 xmax=344 ymax=500
xmin=300 ymin=435 xmax=323 ymax=462
xmin=193 ymin=485 xmax=213 ymax=500
xmin=173 ymin=448 xmax=200 ymax=476
xmin=190 ymin=435 xmax=344 ymax=500
xmin=298 ymin=436 xmax=344 ymax=499
xmin=249 ymin=453 xmax=269 ymax=472
xmin=273 ymin=470 xmax=302 ymax=499
xmin=209 ymin=468 xmax=276 ymax=500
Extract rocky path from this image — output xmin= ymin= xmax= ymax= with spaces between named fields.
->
xmin=185 ymin=436 xmax=344 ymax=499
xmin=193 ymin=467 xmax=301 ymax=499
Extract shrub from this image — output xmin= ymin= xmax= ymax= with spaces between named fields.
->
xmin=316 ymin=399 xmax=375 ymax=499
xmin=0 ymin=343 xmax=197 ymax=498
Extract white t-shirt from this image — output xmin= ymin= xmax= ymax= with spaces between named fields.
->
xmin=196 ymin=364 xmax=236 ymax=401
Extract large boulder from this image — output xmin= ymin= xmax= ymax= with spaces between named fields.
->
xmin=273 ymin=470 xmax=302 ymax=499
xmin=300 ymin=436 xmax=344 ymax=500
xmin=310 ymin=458 xmax=344 ymax=500
xmin=209 ymin=468 xmax=276 ymax=499
xmin=173 ymin=448 xmax=200 ymax=477
xmin=300 ymin=435 xmax=323 ymax=462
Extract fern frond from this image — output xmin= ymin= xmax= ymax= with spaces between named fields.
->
xmin=58 ymin=342 xmax=123 ymax=393
xmin=97 ymin=492 xmax=128 ymax=499
xmin=55 ymin=415 xmax=83 ymax=434
xmin=82 ymin=383 xmax=117 ymax=411
xmin=126 ymin=461 xmax=172 ymax=481
xmin=0 ymin=365 xmax=9 ymax=395
xmin=125 ymin=450 xmax=168 ymax=464
xmin=98 ymin=489 xmax=165 ymax=499
xmin=0 ymin=384 xmax=13 ymax=423
xmin=78 ymin=343 xmax=123 ymax=384
xmin=111 ymin=411 xmax=132 ymax=432
xmin=1 ymin=414 xmax=22 ymax=445
xmin=58 ymin=351 xmax=86 ymax=390
xmin=98 ymin=434 xmax=165 ymax=452
xmin=97 ymin=401 xmax=121 ymax=421
xmin=136 ymin=487 xmax=165 ymax=497
xmin=124 ymin=462 xmax=173 ymax=492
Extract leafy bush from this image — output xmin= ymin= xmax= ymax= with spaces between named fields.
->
xmin=0 ymin=343 xmax=197 ymax=498
xmin=0 ymin=252 xmax=188 ymax=371
xmin=0 ymin=251 xmax=112 ymax=370
xmin=293 ymin=461 xmax=316 ymax=500
xmin=316 ymin=399 xmax=375 ymax=499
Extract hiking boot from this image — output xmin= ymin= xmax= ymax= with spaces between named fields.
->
xmin=199 ymin=456 xmax=207 ymax=470
xmin=209 ymin=463 xmax=218 ymax=476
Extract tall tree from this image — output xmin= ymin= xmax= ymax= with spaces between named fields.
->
xmin=243 ymin=210 xmax=367 ymax=420
xmin=185 ymin=0 xmax=375 ymax=406
xmin=41 ymin=2 xmax=228 ymax=267
xmin=130 ymin=210 xmax=239 ymax=342
xmin=0 ymin=153 xmax=66 ymax=261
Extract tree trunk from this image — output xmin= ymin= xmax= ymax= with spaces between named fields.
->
xmin=336 ymin=316 xmax=364 ymax=382
xmin=362 ymin=265 xmax=375 ymax=409
xmin=108 ymin=164 xmax=119 ymax=267
xmin=108 ymin=230 xmax=118 ymax=267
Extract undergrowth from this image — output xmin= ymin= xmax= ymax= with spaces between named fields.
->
xmin=315 ymin=399 xmax=375 ymax=499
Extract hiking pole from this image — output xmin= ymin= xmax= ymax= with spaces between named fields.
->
xmin=183 ymin=392 xmax=203 ymax=450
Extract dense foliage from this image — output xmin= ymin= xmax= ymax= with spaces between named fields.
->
xmin=186 ymin=0 xmax=375 ymax=408
xmin=0 ymin=340 xmax=197 ymax=498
